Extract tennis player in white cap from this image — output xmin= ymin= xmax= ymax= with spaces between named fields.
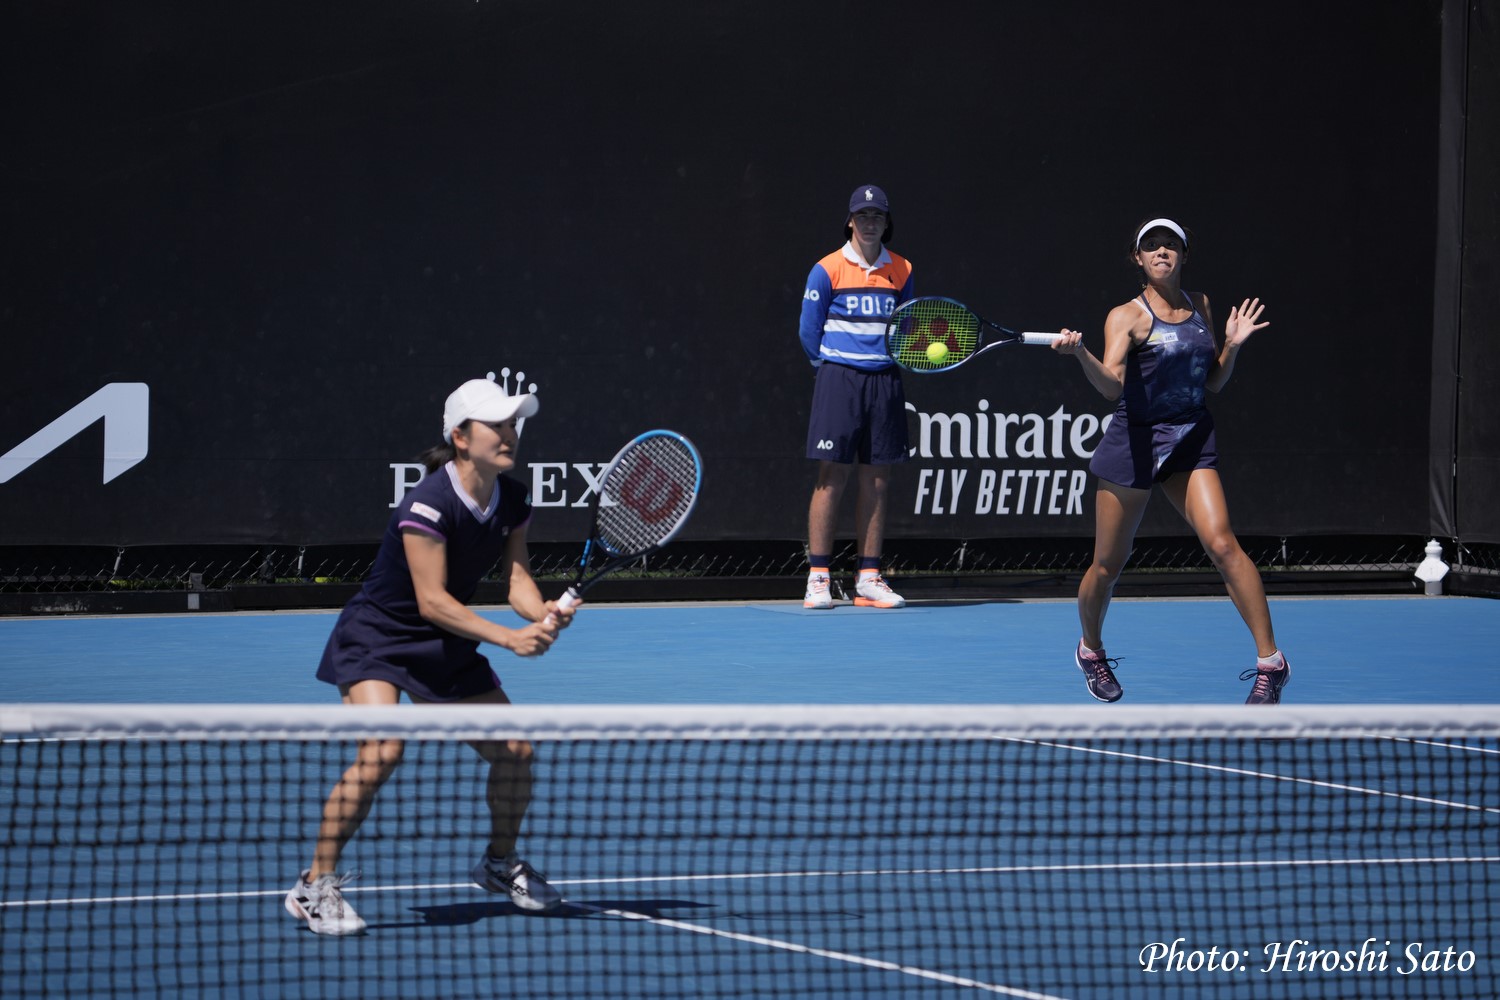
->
xmin=285 ymin=376 xmax=575 ymax=935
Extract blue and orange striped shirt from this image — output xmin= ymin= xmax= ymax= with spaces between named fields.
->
xmin=798 ymin=243 xmax=914 ymax=371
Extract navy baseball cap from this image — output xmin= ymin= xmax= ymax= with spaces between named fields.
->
xmin=844 ymin=184 xmax=894 ymax=244
xmin=848 ymin=185 xmax=890 ymax=215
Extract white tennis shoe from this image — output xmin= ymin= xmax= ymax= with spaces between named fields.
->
xmin=853 ymin=573 xmax=905 ymax=608
xmin=284 ymin=869 xmax=366 ymax=936
xmin=803 ymin=572 xmax=834 ymax=609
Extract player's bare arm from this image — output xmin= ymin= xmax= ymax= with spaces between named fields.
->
xmin=403 ymin=529 xmax=558 ymax=656
xmin=502 ymin=528 xmax=576 ymax=628
xmin=1056 ymin=304 xmax=1142 ymax=401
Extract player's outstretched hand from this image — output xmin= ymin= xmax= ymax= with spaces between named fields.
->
xmin=1225 ymin=298 xmax=1269 ymax=348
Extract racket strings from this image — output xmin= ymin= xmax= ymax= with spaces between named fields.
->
xmin=889 ymin=301 xmax=980 ymax=371
xmin=596 ymin=437 xmax=700 ymax=555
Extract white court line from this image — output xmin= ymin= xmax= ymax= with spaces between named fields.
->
xmin=9 ymin=854 xmax=1497 ymax=907
xmin=567 ymin=900 xmax=1069 ymax=1000
xmin=993 ymin=736 xmax=1500 ymax=814
xmin=1393 ymin=736 xmax=1500 ymax=756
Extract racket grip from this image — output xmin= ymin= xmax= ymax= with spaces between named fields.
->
xmin=1022 ymin=332 xmax=1063 ymax=346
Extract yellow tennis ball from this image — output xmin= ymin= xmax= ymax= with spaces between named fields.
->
xmin=926 ymin=341 xmax=950 ymax=364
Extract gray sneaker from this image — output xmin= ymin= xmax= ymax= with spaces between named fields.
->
xmin=472 ymin=852 xmax=562 ymax=912
xmin=1241 ymin=656 xmax=1290 ymax=705
xmin=284 ymin=869 xmax=366 ymax=936
xmin=1075 ymin=641 xmax=1122 ymax=702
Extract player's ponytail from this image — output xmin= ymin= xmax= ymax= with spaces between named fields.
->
xmin=417 ymin=438 xmax=458 ymax=475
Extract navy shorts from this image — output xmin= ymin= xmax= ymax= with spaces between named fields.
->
xmin=1088 ymin=411 xmax=1218 ymax=490
xmin=805 ymin=363 xmax=909 ymax=465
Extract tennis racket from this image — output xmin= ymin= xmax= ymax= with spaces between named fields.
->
xmin=548 ymin=430 xmax=702 ymax=619
xmin=885 ymin=296 xmax=1062 ymax=373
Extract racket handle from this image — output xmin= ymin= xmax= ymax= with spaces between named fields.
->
xmin=1022 ymin=332 xmax=1063 ymax=346
xmin=543 ymin=587 xmax=582 ymax=626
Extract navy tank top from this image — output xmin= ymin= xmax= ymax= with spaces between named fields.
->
xmin=1116 ymin=292 xmax=1215 ymax=424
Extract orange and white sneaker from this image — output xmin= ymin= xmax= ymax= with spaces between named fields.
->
xmin=853 ymin=572 xmax=905 ymax=608
xmin=803 ymin=572 xmax=834 ymax=609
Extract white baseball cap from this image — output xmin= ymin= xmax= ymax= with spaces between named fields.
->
xmin=442 ymin=378 xmax=539 ymax=442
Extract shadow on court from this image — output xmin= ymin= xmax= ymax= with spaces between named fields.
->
xmin=408 ymin=897 xmax=716 ymax=926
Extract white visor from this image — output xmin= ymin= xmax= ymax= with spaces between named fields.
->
xmin=1135 ymin=218 xmax=1188 ymax=249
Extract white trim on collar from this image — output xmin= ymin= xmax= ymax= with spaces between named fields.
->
xmin=444 ymin=461 xmax=499 ymax=521
xmin=843 ymin=241 xmax=891 ymax=271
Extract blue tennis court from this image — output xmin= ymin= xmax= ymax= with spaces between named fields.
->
xmin=5 ymin=595 xmax=1500 ymax=704
xmin=3 ymin=596 xmax=1498 ymax=999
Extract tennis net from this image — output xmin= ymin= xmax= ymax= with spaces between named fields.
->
xmin=2 ymin=703 xmax=1496 ymax=1000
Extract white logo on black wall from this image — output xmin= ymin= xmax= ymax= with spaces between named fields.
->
xmin=0 ymin=383 xmax=150 ymax=484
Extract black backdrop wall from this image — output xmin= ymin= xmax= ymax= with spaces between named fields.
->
xmin=1453 ymin=0 xmax=1500 ymax=544
xmin=2 ymin=0 xmax=1493 ymax=551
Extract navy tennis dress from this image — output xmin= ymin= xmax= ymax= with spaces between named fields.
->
xmin=1089 ymin=293 xmax=1219 ymax=490
xmin=316 ymin=463 xmax=532 ymax=701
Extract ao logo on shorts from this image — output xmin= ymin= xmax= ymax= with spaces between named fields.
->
xmin=816 ymin=439 xmax=835 ymax=451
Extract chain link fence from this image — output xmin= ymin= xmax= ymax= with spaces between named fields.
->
xmin=3 ymin=536 xmax=1496 ymax=614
